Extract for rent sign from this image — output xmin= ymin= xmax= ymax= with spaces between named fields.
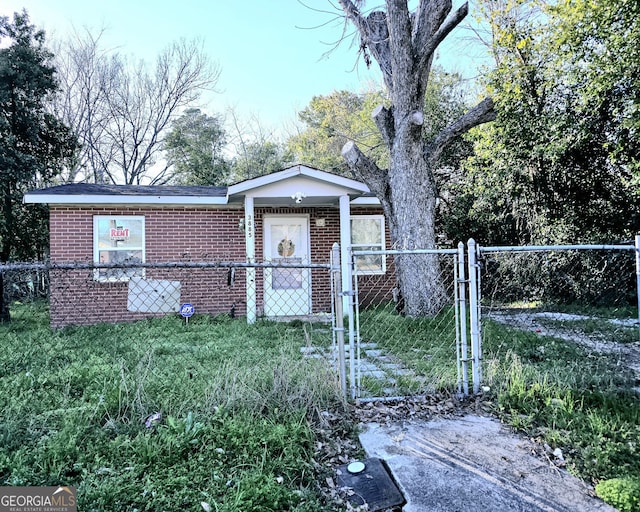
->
xmin=0 ymin=486 xmax=77 ymax=512
xmin=110 ymin=227 xmax=130 ymax=240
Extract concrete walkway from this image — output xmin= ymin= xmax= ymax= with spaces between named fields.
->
xmin=358 ymin=415 xmax=616 ymax=512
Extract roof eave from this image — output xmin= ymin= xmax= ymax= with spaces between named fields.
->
xmin=350 ymin=196 xmax=381 ymax=205
xmin=23 ymin=193 xmax=229 ymax=206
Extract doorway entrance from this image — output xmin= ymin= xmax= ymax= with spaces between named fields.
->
xmin=263 ymin=216 xmax=311 ymax=317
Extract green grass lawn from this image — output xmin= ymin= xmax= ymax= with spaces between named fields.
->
xmin=0 ymin=302 xmax=348 ymax=511
xmin=4 ymin=300 xmax=640 ymax=511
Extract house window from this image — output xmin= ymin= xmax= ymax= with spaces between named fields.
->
xmin=93 ymin=216 xmax=145 ymax=281
xmin=350 ymin=215 xmax=386 ymax=274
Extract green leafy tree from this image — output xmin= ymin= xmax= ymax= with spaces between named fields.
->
xmin=550 ymin=0 xmax=640 ymax=188
xmin=163 ymin=108 xmax=230 ymax=185
xmin=446 ymin=0 xmax=639 ymax=246
xmin=225 ymin=109 xmax=293 ymax=182
xmin=0 ymin=11 xmax=77 ymax=320
xmin=229 ymin=140 xmax=293 ymax=183
xmin=287 ymin=89 xmax=388 ymax=175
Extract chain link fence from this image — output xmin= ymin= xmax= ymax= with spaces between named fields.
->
xmin=1 ymin=260 xmax=335 ymax=327
xmin=0 ymin=259 xmax=340 ymax=398
xmin=349 ymin=248 xmax=463 ymax=400
xmin=0 ymin=259 xmax=342 ymax=439
xmin=476 ymin=243 xmax=640 ymax=388
xmin=5 ymin=241 xmax=637 ymax=406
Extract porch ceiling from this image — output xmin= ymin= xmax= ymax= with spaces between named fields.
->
xmin=227 ymin=194 xmax=345 ymax=207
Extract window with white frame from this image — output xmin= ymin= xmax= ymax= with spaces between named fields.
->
xmin=350 ymin=215 xmax=386 ymax=274
xmin=93 ymin=216 xmax=145 ymax=281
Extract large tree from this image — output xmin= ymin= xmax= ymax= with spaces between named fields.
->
xmin=288 ymin=68 xmax=473 ymax=182
xmin=0 ymin=11 xmax=77 ymax=320
xmin=334 ymin=0 xmax=495 ymax=316
xmin=163 ymin=108 xmax=229 ymax=185
xmin=53 ymin=30 xmax=220 ymax=184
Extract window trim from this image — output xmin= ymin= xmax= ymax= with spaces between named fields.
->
xmin=350 ymin=214 xmax=386 ymax=275
xmin=93 ymin=215 xmax=146 ymax=282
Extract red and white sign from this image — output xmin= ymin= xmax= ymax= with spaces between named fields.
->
xmin=110 ymin=227 xmax=130 ymax=240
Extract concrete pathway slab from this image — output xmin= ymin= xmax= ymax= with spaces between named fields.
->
xmin=359 ymin=415 xmax=616 ymax=512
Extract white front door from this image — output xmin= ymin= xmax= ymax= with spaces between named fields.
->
xmin=263 ymin=216 xmax=311 ymax=317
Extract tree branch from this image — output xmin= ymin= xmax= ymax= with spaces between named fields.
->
xmin=335 ymin=0 xmax=367 ymax=36
xmin=427 ymin=96 xmax=496 ymax=164
xmin=412 ymin=0 xmax=451 ymax=54
xmin=371 ymin=104 xmax=395 ymax=148
xmin=365 ymin=10 xmax=393 ymax=88
xmin=336 ymin=0 xmax=393 ymax=90
xmin=416 ymin=3 xmax=468 ymax=80
xmin=341 ymin=140 xmax=390 ymax=202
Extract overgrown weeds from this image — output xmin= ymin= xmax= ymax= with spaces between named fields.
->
xmin=0 ymin=302 xmax=350 ymax=511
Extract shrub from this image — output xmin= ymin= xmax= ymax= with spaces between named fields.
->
xmin=596 ymin=477 xmax=640 ymax=512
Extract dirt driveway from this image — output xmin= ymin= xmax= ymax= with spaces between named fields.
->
xmin=487 ymin=309 xmax=640 ymax=382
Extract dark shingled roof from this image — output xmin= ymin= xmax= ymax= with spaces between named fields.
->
xmin=26 ymin=183 xmax=228 ymax=197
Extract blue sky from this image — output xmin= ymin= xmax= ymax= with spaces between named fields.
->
xmin=1 ymin=0 xmax=489 ymax=134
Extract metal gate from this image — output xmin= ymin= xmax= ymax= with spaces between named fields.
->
xmin=347 ymin=246 xmax=471 ymax=400
xmin=340 ymin=236 xmax=640 ymax=400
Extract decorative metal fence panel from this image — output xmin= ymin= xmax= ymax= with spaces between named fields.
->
xmin=474 ymin=241 xmax=640 ymax=390
xmin=349 ymin=248 xmax=463 ymax=400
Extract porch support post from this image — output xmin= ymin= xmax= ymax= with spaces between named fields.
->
xmin=339 ymin=195 xmax=352 ymax=314
xmin=244 ymin=196 xmax=256 ymax=324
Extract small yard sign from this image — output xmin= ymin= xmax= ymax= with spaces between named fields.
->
xmin=180 ymin=303 xmax=195 ymax=318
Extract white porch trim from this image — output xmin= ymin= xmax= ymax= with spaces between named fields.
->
xmin=339 ymin=195 xmax=352 ymax=314
xmin=244 ymin=196 xmax=257 ymax=324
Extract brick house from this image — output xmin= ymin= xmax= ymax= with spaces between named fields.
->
xmin=24 ymin=165 xmax=395 ymax=327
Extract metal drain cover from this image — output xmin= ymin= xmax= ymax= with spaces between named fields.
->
xmin=336 ymin=457 xmax=405 ymax=511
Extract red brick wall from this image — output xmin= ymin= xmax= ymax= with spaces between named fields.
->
xmin=49 ymin=206 xmax=248 ymax=327
xmin=48 ymin=204 xmax=393 ymax=327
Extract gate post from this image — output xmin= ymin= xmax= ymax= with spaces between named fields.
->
xmin=457 ymin=242 xmax=469 ymax=395
xmin=331 ymin=243 xmax=347 ymax=399
xmin=467 ymin=239 xmax=481 ymax=393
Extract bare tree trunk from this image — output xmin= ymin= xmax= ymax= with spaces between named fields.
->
xmin=388 ymin=152 xmax=447 ymax=316
xmin=338 ymin=0 xmax=495 ymax=316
